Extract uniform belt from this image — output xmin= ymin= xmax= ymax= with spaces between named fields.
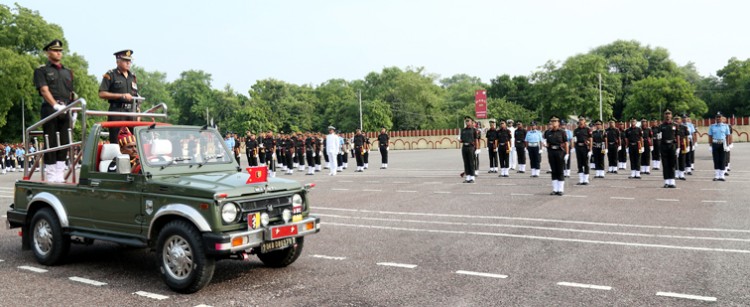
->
xmin=663 ymin=140 xmax=674 ymax=144
xmin=550 ymin=145 xmax=561 ymax=150
xmin=593 ymin=143 xmax=603 ymax=148
xmin=111 ymin=102 xmax=133 ymax=109
xmin=528 ymin=142 xmax=539 ymax=147
xmin=712 ymin=140 xmax=724 ymax=144
xmin=462 ymin=143 xmax=474 ymax=146
xmin=576 ymin=143 xmax=586 ymax=146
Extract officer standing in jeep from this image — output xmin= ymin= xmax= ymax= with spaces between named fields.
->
xmin=99 ymin=49 xmax=138 ymax=144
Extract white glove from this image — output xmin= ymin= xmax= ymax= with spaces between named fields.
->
xmin=564 ymin=154 xmax=569 ymax=162
xmin=725 ymin=145 xmax=731 ymax=152
xmin=638 ymin=147 xmax=644 ymax=154
xmin=272 ymin=153 xmax=277 ymax=160
xmin=729 ymin=143 xmax=734 ymax=150
xmin=692 ymin=144 xmax=696 ymax=151
xmin=386 ymin=147 xmax=389 ymax=151
xmin=587 ymin=151 xmax=592 ymax=158
xmin=708 ymin=146 xmax=712 ymax=153
xmin=649 ymin=146 xmax=654 ymax=152
xmin=53 ymin=104 xmax=64 ymax=111
xmin=312 ymin=153 xmax=316 ymax=157
xmin=571 ymin=147 xmax=576 ymax=153
xmin=71 ymin=112 xmax=78 ymax=124
xmin=626 ymin=148 xmax=629 ymax=154
xmin=602 ymin=149 xmax=608 ymax=155
xmin=474 ymin=149 xmax=481 ymax=155
xmin=617 ymin=146 xmax=622 ymax=151
xmin=675 ymin=148 xmax=680 ymax=156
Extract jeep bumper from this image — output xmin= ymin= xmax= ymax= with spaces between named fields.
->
xmin=203 ymin=216 xmax=320 ymax=255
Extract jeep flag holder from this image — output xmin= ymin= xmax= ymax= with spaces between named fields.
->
xmin=23 ymin=98 xmax=169 ymax=183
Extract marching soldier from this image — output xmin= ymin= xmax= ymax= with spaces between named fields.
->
xmin=625 ymin=118 xmax=643 ymax=179
xmin=617 ymin=120 xmax=628 ymax=170
xmin=640 ymin=119 xmax=653 ymax=175
xmin=497 ymin=120 xmax=512 ymax=177
xmin=325 ymin=127 xmax=340 ymax=176
xmin=295 ymin=133 xmax=305 ymax=171
xmin=353 ymin=129 xmax=366 ymax=172
xmin=283 ymin=134 xmax=295 ymax=174
xmin=485 ymin=119 xmax=499 ymax=173
xmin=507 ymin=119 xmax=517 ymax=170
xmin=474 ymin=120 xmax=482 ymax=173
xmin=562 ymin=120 xmax=573 ymax=178
xmin=314 ymin=132 xmax=323 ymax=172
xmin=341 ymin=132 xmax=349 ymax=170
xmin=363 ymin=134 xmax=371 ymax=169
xmin=245 ymin=131 xmax=259 ymax=167
xmin=258 ymin=132 xmax=267 ymax=165
xmin=674 ymin=116 xmax=688 ymax=180
xmin=658 ymin=110 xmax=679 ymax=188
xmin=262 ymin=131 xmax=277 ymax=177
xmin=459 ymin=117 xmax=480 ymax=183
xmin=514 ymin=121 xmax=527 ymax=173
xmin=724 ymin=115 xmax=732 ymax=173
xmin=304 ymin=132 xmax=316 ymax=175
xmin=708 ymin=112 xmax=732 ymax=181
xmin=573 ymin=116 xmax=592 ymax=185
xmin=650 ymin=119 xmax=661 ymax=170
xmin=683 ymin=114 xmax=696 ymax=174
xmin=99 ymin=49 xmax=138 ymax=144
xmin=605 ymin=119 xmax=620 ymax=174
xmin=591 ymin=120 xmax=607 ymax=178
xmin=545 ymin=116 xmax=568 ymax=195
xmin=378 ymin=128 xmax=390 ymax=169
xmin=233 ymin=132 xmax=241 ymax=164
xmin=525 ymin=121 xmax=543 ymax=177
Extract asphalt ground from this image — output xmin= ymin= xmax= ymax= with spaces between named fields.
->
xmin=0 ymin=144 xmax=748 ymax=306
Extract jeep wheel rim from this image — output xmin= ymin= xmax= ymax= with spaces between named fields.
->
xmin=163 ymin=235 xmax=193 ymax=280
xmin=33 ymin=219 xmax=53 ymax=256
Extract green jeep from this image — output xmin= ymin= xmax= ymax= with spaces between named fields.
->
xmin=6 ymin=100 xmax=320 ymax=293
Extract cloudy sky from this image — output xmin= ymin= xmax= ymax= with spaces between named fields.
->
xmin=9 ymin=0 xmax=748 ymax=93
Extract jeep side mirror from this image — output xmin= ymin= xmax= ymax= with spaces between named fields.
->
xmin=115 ymin=155 xmax=132 ymax=174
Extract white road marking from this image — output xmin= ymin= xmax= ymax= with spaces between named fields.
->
xmin=365 ymin=180 xmax=381 ymax=183
xmin=497 ymin=183 xmax=517 ymax=186
xmin=610 ymin=197 xmax=635 ymax=200
xmin=1 ymin=215 xmax=6 ymax=218
xmin=315 ymin=207 xmax=750 ymax=233
xmin=469 ymin=192 xmax=493 ymax=195
xmin=133 ymin=291 xmax=169 ymax=300
xmin=656 ymin=292 xmax=716 ymax=302
xmin=0 ymin=196 xmax=13 ymax=199
xmin=557 ymin=281 xmax=611 ymax=290
xmin=396 ymin=190 xmax=417 ymax=193
xmin=362 ymin=189 xmax=382 ymax=192
xmin=327 ymin=222 xmax=750 ymax=254
xmin=377 ymin=262 xmax=417 ymax=269
xmin=18 ymin=266 xmax=48 ymax=273
xmin=610 ymin=186 xmax=635 ymax=189
xmin=423 ymin=181 xmax=442 ymax=184
xmin=69 ymin=276 xmax=107 ymax=286
xmin=456 ymin=270 xmax=508 ymax=279
xmin=433 ymin=191 xmax=451 ymax=194
xmin=701 ymin=200 xmax=727 ymax=203
xmin=393 ymin=181 xmax=410 ymax=184
xmin=563 ymin=195 xmax=587 ymax=198
xmin=311 ymin=254 xmax=347 ymax=260
xmin=338 ymin=180 xmax=353 ymax=183
xmin=656 ymin=199 xmax=680 ymax=202
xmin=510 ymin=193 xmax=533 ymax=196
xmin=0 ymin=259 xmax=4 ymax=262
xmin=0 ymin=187 xmax=14 ymax=190
xmin=331 ymin=188 xmax=350 ymax=191
xmin=701 ymin=188 xmax=726 ymax=191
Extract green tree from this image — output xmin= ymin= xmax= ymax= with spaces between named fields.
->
xmin=130 ymin=65 xmax=176 ymax=122
xmin=714 ymin=57 xmax=750 ymax=117
xmin=622 ymin=76 xmax=707 ymax=120
xmin=169 ymin=70 xmax=215 ymax=126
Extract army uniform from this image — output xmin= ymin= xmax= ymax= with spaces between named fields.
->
xmin=650 ymin=120 xmax=661 ymax=170
xmin=460 ymin=119 xmax=479 ymax=183
xmin=363 ymin=136 xmax=371 ymax=169
xmin=563 ymin=122 xmax=573 ymax=178
xmin=496 ymin=123 xmax=512 ymax=177
xmin=674 ymin=117 xmax=689 ymax=180
xmin=378 ymin=130 xmax=390 ymax=169
xmin=625 ymin=120 xmax=643 ymax=178
xmin=640 ymin=119 xmax=653 ymax=174
xmin=314 ymin=133 xmax=323 ymax=171
xmin=591 ymin=120 xmax=607 ymax=178
xmin=342 ymin=137 xmax=350 ymax=169
xmin=283 ymin=136 xmax=295 ymax=174
xmin=353 ymin=131 xmax=366 ymax=172
xmin=99 ymin=49 xmax=138 ymax=144
xmin=684 ymin=116 xmax=696 ymax=174
xmin=545 ymin=116 xmax=568 ymax=195
xmin=605 ymin=121 xmax=620 ymax=173
xmin=305 ymin=134 xmax=316 ymax=175
xmin=524 ymin=122 xmax=543 ymax=177
xmin=295 ymin=134 xmax=305 ymax=171
xmin=616 ymin=122 xmax=627 ymax=170
xmin=485 ymin=120 xmax=499 ymax=173
xmin=658 ymin=110 xmax=679 ymax=188
xmin=573 ymin=118 xmax=592 ymax=185
xmin=245 ymin=134 xmax=259 ymax=167
xmin=514 ymin=123 xmax=527 ymax=173
xmin=262 ymin=133 xmax=276 ymax=177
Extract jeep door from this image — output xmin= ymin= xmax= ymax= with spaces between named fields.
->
xmin=83 ymin=171 xmax=144 ymax=235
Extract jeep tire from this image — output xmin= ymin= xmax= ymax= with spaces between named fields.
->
xmin=156 ymin=220 xmax=215 ymax=293
xmin=258 ymin=237 xmax=305 ymax=268
xmin=30 ymin=208 xmax=70 ymax=265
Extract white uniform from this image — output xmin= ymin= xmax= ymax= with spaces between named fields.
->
xmin=325 ymin=133 xmax=340 ymax=175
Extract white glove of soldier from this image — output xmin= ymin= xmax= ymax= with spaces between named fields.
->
xmin=564 ymin=154 xmax=569 ymax=162
xmin=626 ymin=148 xmax=629 ymax=154
xmin=617 ymin=146 xmax=622 ymax=151
xmin=602 ymin=149 xmax=608 ymax=155
xmin=729 ymin=143 xmax=734 ymax=150
xmin=386 ymin=147 xmax=389 ymax=151
xmin=587 ymin=151 xmax=592 ymax=158
xmin=692 ymin=144 xmax=697 ymax=151
xmin=71 ymin=112 xmax=78 ymax=124
xmin=53 ymin=103 xmax=64 ymax=111
xmin=726 ymin=144 xmax=732 ymax=152
xmin=650 ymin=146 xmax=654 ymax=152
xmin=475 ymin=149 xmax=481 ymax=155
xmin=272 ymin=153 xmax=277 ymax=160
xmin=638 ymin=147 xmax=644 ymax=153
xmin=675 ymin=148 xmax=680 ymax=156
xmin=312 ymin=152 xmax=316 ymax=157
xmin=708 ymin=146 xmax=712 ymax=153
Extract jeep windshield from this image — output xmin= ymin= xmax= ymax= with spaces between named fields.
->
xmin=137 ymin=126 xmax=234 ymax=170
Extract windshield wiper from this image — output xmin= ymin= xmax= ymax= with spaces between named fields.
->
xmin=160 ymin=157 xmax=192 ymax=170
xmin=197 ymin=154 xmax=224 ymax=168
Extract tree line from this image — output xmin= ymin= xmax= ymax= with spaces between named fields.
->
xmin=2 ymin=4 xmax=749 ymax=142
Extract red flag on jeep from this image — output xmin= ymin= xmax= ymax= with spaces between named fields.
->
xmin=246 ymin=166 xmax=268 ymax=184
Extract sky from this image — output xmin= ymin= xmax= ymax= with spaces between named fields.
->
xmin=7 ymin=0 xmax=748 ymax=94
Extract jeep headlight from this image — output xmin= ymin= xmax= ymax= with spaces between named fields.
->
xmin=221 ymin=202 xmax=240 ymax=223
xmin=292 ymin=194 xmax=304 ymax=212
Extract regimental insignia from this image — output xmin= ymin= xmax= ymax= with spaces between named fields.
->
xmin=255 ymin=170 xmax=262 ymax=178
xmin=267 ymin=205 xmax=274 ymax=212
xmin=103 ymin=73 xmax=110 ymax=80
xmin=125 ymin=50 xmax=131 ymax=57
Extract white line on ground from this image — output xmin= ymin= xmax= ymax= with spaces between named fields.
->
xmin=0 ymin=259 xmax=4 ymax=262
xmin=1 ymin=215 xmax=6 ymax=218
xmin=455 ymin=270 xmax=508 ymax=279
xmin=396 ymin=190 xmax=417 ymax=193
xmin=311 ymin=254 xmax=347 ymax=260
xmin=0 ymin=196 xmax=13 ymax=199
xmin=365 ymin=181 xmax=381 ymax=183
xmin=362 ymin=189 xmax=382 ymax=192
xmin=563 ymin=195 xmax=587 ymax=198
xmin=393 ymin=181 xmax=410 ymax=184
xmin=18 ymin=266 xmax=47 ymax=273
xmin=701 ymin=200 xmax=727 ymax=203
xmin=315 ymin=207 xmax=750 ymax=233
xmin=376 ymin=262 xmax=417 ymax=269
xmin=610 ymin=186 xmax=635 ymax=189
xmin=610 ymin=197 xmax=635 ymax=200
xmin=656 ymin=199 xmax=680 ymax=202
xmin=327 ymin=222 xmax=750 ymax=254
xmin=701 ymin=188 xmax=727 ymax=191
xmin=557 ymin=281 xmax=611 ymax=290
xmin=69 ymin=276 xmax=107 ymax=286
xmin=338 ymin=180 xmax=353 ymax=183
xmin=510 ymin=193 xmax=533 ymax=196
xmin=423 ymin=181 xmax=442 ymax=184
xmin=133 ymin=291 xmax=169 ymax=300
xmin=497 ymin=183 xmax=517 ymax=186
xmin=0 ymin=187 xmax=14 ymax=189
xmin=469 ymin=192 xmax=493 ymax=195
xmin=656 ymin=292 xmax=716 ymax=302
xmin=433 ymin=191 xmax=451 ymax=194
xmin=331 ymin=188 xmax=350 ymax=191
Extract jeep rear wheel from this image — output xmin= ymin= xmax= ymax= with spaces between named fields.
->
xmin=258 ymin=237 xmax=305 ymax=268
xmin=30 ymin=208 xmax=70 ymax=265
xmin=156 ymin=220 xmax=215 ymax=293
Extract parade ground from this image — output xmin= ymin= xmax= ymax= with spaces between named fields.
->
xmin=1 ymin=144 xmax=748 ymax=306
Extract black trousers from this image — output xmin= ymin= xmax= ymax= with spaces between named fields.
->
xmin=337 ymin=153 xmax=343 ymax=166
xmin=712 ymin=143 xmax=726 ymax=170
xmin=107 ymin=105 xmax=131 ymax=144
xmin=323 ymin=150 xmax=329 ymax=163
xmin=618 ymin=146 xmax=627 ymax=164
xmin=342 ymin=150 xmax=348 ymax=164
xmin=516 ymin=144 xmax=526 ymax=164
xmin=652 ymin=143 xmax=661 ymax=161
xmin=498 ymin=145 xmax=509 ymax=168
xmin=726 ymin=150 xmax=731 ymax=166
xmin=247 ymin=152 xmax=258 ymax=167
xmin=265 ymin=151 xmax=275 ymax=172
xmin=593 ymin=147 xmax=605 ymax=170
xmin=607 ymin=143 xmax=618 ymax=167
xmin=314 ymin=150 xmax=321 ymax=165
xmin=354 ymin=146 xmax=364 ymax=167
xmin=548 ymin=149 xmax=565 ymax=181
xmin=295 ymin=149 xmax=304 ymax=164
xmin=640 ymin=145 xmax=651 ymax=167
xmin=488 ymin=146 xmax=498 ymax=168
xmin=575 ymin=146 xmax=589 ymax=174
xmin=379 ymin=146 xmax=388 ymax=163
xmin=528 ymin=146 xmax=541 ymax=169
xmin=41 ymin=102 xmax=70 ymax=165
xmin=259 ymin=150 xmax=266 ymax=164
xmin=306 ymin=150 xmax=315 ymax=167
xmin=285 ymin=150 xmax=294 ymax=169
xmin=462 ymin=145 xmax=476 ymax=176
xmin=661 ymin=144 xmax=676 ymax=179
xmin=687 ymin=141 xmax=694 ymax=166
xmin=364 ymin=150 xmax=369 ymax=163
xmin=677 ymin=149 xmax=686 ymax=171
xmin=628 ymin=145 xmax=640 ymax=170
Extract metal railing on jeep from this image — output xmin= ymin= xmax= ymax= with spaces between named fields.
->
xmin=23 ymin=98 xmax=169 ymax=183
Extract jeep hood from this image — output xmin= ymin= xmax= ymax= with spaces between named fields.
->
xmin=149 ymin=172 xmax=302 ymax=198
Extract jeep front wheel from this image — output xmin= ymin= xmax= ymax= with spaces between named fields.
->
xmin=30 ymin=208 xmax=70 ymax=265
xmin=258 ymin=237 xmax=305 ymax=268
xmin=156 ymin=220 xmax=215 ymax=293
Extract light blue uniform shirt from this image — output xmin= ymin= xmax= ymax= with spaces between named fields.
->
xmin=224 ymin=137 xmax=235 ymax=150
xmin=525 ymin=130 xmax=543 ymax=143
xmin=685 ymin=122 xmax=695 ymax=140
xmin=708 ymin=123 xmax=730 ymax=141
xmin=565 ymin=129 xmax=573 ymax=143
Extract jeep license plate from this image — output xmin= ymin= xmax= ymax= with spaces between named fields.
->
xmin=260 ymin=238 xmax=294 ymax=253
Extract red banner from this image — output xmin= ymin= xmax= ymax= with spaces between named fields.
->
xmin=475 ymin=90 xmax=487 ymax=119
xmin=246 ymin=166 xmax=268 ymax=184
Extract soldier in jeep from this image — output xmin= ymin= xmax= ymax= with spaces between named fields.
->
xmin=108 ymin=127 xmax=141 ymax=174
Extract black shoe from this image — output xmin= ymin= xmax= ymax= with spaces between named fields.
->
xmin=644 ymin=172 xmax=651 ymax=175
xmin=305 ymin=173 xmax=313 ymax=176
xmin=550 ymin=191 xmax=557 ymax=195
xmin=713 ymin=178 xmax=718 ymax=181
xmin=663 ymin=184 xmax=669 ymax=188
xmin=576 ymin=182 xmax=583 ymax=185
xmin=635 ymin=176 xmax=641 ymax=179
xmin=725 ymin=172 xmax=730 ymax=176
xmin=678 ymin=177 xmax=686 ymax=181
xmin=613 ymin=171 xmax=618 ymax=174
xmin=668 ymin=184 xmax=676 ymax=188
xmin=557 ymin=192 xmax=564 ymax=196
xmin=546 ymin=171 xmax=552 ymax=174
xmin=463 ymin=180 xmax=470 ymax=183
xmin=581 ymin=182 xmax=589 ymax=185
xmin=565 ymin=175 xmax=570 ymax=178
xmin=503 ymin=175 xmax=509 ymax=178
xmin=687 ymin=172 xmax=692 ymax=175
xmin=718 ymin=178 xmax=726 ymax=182
xmin=468 ymin=179 xmax=475 ymax=183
